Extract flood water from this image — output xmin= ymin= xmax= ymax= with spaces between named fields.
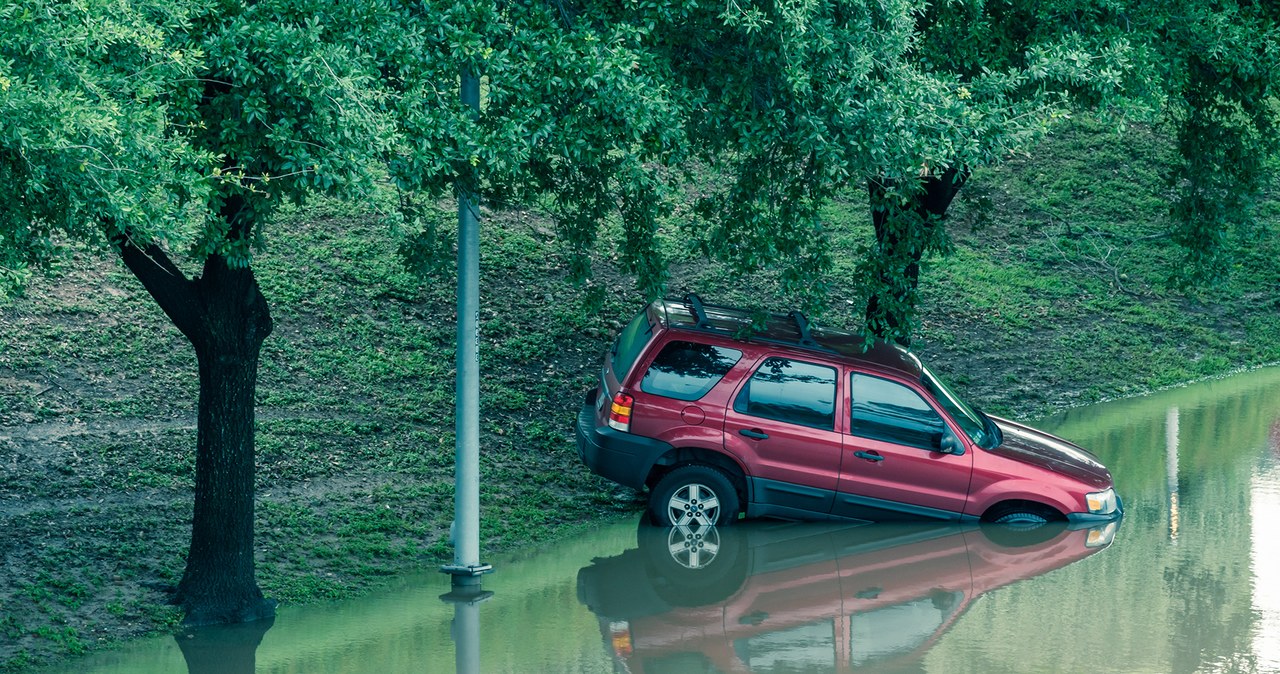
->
xmin=44 ymin=367 xmax=1280 ymax=674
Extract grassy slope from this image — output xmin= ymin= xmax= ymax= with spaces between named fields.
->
xmin=0 ymin=118 xmax=1277 ymax=670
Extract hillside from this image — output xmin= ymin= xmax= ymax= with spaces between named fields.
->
xmin=1 ymin=118 xmax=1277 ymax=671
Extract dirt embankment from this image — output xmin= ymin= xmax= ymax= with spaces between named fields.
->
xmin=5 ymin=132 xmax=1279 ymax=670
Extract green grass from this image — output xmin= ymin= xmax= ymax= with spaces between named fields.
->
xmin=903 ymin=117 xmax=1280 ymax=415
xmin=1 ymin=115 xmax=1278 ymax=671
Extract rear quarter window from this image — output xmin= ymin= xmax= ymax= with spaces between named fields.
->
xmin=640 ymin=341 xmax=743 ymax=401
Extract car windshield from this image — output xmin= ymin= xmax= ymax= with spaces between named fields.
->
xmin=921 ymin=367 xmax=999 ymax=450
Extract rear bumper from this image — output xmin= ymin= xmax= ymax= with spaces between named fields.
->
xmin=576 ymin=390 xmax=672 ymax=490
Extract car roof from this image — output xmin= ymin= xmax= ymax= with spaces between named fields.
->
xmin=652 ymin=295 xmax=926 ymax=380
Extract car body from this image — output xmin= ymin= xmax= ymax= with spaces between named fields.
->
xmin=576 ymin=295 xmax=1123 ymax=526
xmin=577 ymin=519 xmax=1119 ymax=673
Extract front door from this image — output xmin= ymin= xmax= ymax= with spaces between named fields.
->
xmin=833 ymin=373 xmax=973 ymax=520
xmin=723 ymin=356 xmax=843 ymax=516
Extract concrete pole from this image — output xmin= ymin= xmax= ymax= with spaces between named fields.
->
xmin=1166 ymin=406 xmax=1180 ymax=543
xmin=443 ymin=64 xmax=491 ymax=587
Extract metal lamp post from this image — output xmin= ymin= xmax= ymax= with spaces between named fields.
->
xmin=441 ymin=64 xmax=492 ymax=588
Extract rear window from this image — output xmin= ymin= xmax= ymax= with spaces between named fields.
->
xmin=640 ymin=341 xmax=742 ymax=401
xmin=612 ymin=310 xmax=654 ymax=377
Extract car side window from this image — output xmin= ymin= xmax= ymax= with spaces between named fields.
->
xmin=640 ymin=341 xmax=743 ymax=401
xmin=734 ymin=357 xmax=837 ymax=430
xmin=850 ymin=373 xmax=946 ymax=450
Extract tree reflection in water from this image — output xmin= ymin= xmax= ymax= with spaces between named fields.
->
xmin=175 ymin=617 xmax=274 ymax=674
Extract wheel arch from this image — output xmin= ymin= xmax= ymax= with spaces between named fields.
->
xmin=968 ymin=480 xmax=1079 ymax=521
xmin=646 ymin=447 xmax=748 ymax=499
xmin=979 ymin=498 xmax=1067 ymax=523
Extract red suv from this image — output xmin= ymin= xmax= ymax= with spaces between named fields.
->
xmin=576 ymin=295 xmax=1123 ymax=526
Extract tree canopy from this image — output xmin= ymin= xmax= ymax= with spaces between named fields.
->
xmin=0 ymin=0 xmax=208 ymax=293
xmin=1156 ymin=0 xmax=1280 ymax=284
xmin=545 ymin=0 xmax=1133 ymax=342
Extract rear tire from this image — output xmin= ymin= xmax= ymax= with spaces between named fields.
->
xmin=648 ymin=465 xmax=740 ymax=527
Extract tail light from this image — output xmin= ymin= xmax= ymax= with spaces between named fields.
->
xmin=609 ymin=621 xmax=633 ymax=657
xmin=608 ymin=393 xmax=634 ymax=432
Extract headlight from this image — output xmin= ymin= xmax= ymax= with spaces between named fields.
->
xmin=1085 ymin=487 xmax=1118 ymax=515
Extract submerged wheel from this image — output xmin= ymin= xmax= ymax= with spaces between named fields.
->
xmin=649 ymin=465 xmax=740 ymax=527
xmin=994 ymin=510 xmax=1050 ymax=525
xmin=981 ymin=519 xmax=1069 ymax=548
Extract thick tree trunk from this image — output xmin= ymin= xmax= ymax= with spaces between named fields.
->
xmin=865 ymin=167 xmax=970 ymax=347
xmin=179 ymin=255 xmax=275 ymax=625
xmin=116 ymin=195 xmax=275 ymax=625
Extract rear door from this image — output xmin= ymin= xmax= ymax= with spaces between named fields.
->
xmin=723 ymin=355 xmax=844 ymax=515
xmin=833 ymin=373 xmax=973 ymax=520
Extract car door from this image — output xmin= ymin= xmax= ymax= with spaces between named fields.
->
xmin=723 ymin=355 xmax=843 ymax=516
xmin=833 ymin=373 xmax=974 ymax=520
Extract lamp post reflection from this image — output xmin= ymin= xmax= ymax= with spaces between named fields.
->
xmin=441 ymin=586 xmax=493 ymax=674
xmin=1167 ymin=406 xmax=1180 ymax=543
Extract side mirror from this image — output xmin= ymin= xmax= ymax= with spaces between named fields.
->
xmin=939 ymin=430 xmax=965 ymax=456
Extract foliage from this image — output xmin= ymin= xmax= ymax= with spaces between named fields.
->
xmin=5 ymin=0 xmax=1270 ymax=332
xmin=501 ymin=0 xmax=1132 ymax=344
xmin=384 ymin=1 xmax=1134 ymax=330
xmin=386 ymin=1 xmax=693 ymax=298
xmin=0 ymin=0 xmax=210 ymax=294
xmin=1156 ymin=0 xmax=1280 ymax=285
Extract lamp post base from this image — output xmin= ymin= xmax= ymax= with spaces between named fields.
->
xmin=441 ymin=563 xmax=493 ymax=588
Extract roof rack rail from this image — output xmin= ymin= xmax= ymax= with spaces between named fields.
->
xmin=675 ymin=294 xmax=836 ymax=354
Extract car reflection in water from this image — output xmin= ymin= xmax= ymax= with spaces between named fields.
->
xmin=578 ymin=518 xmax=1119 ymax=673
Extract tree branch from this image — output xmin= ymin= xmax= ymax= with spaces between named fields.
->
xmin=115 ymin=234 xmax=203 ymax=342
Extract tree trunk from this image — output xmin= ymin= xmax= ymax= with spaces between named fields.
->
xmin=865 ymin=167 xmax=970 ymax=347
xmin=116 ymin=195 xmax=275 ymax=625
xmin=179 ymin=254 xmax=275 ymax=625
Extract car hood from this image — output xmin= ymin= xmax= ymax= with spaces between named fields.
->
xmin=988 ymin=416 xmax=1113 ymax=489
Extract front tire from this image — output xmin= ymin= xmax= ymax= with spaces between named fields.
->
xmin=982 ymin=502 xmax=1062 ymax=529
xmin=648 ymin=465 xmax=740 ymax=527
